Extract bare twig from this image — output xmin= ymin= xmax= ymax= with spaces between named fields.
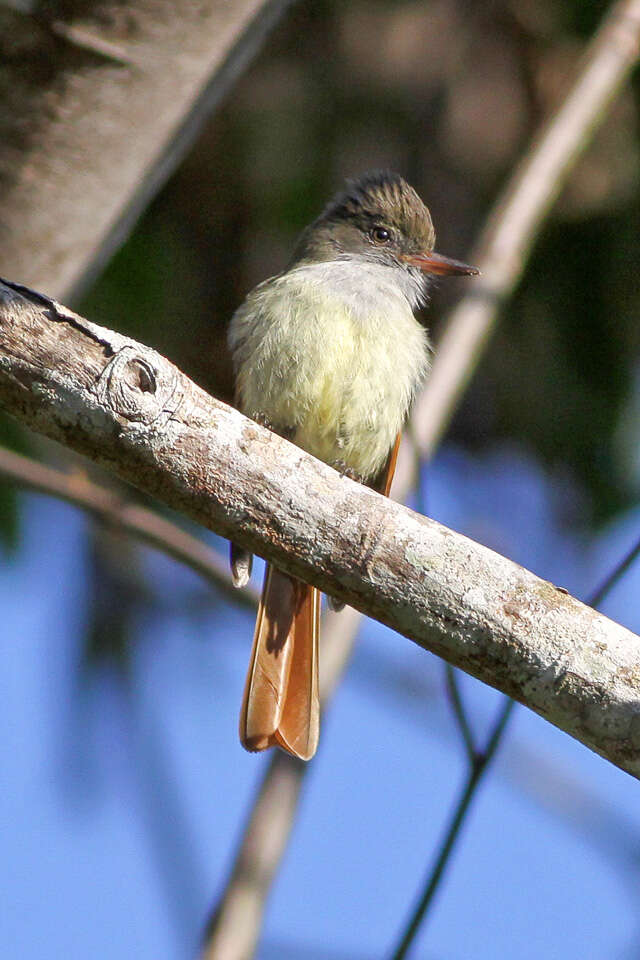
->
xmin=201 ymin=605 xmax=362 ymax=960
xmin=390 ymin=698 xmax=515 ymax=960
xmin=444 ymin=665 xmax=477 ymax=765
xmin=587 ymin=533 xmax=640 ymax=608
xmin=0 ymin=446 xmax=257 ymax=608
xmin=202 ymin=2 xmax=640 ymax=953
xmin=412 ymin=0 xmax=640 ymax=461
xmin=203 ymin=750 xmax=304 ymax=960
xmin=394 ymin=437 xmax=516 ymax=959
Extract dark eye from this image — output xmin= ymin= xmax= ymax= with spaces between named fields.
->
xmin=371 ymin=226 xmax=391 ymax=244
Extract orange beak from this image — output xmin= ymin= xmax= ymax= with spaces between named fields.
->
xmin=402 ymin=251 xmax=480 ymax=277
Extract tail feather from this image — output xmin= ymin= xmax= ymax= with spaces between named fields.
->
xmin=275 ymin=585 xmax=320 ymax=760
xmin=240 ymin=565 xmax=319 ymax=760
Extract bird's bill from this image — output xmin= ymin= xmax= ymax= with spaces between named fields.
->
xmin=402 ymin=251 xmax=480 ymax=277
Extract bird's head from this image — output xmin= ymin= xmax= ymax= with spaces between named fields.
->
xmin=292 ymin=171 xmax=478 ymax=303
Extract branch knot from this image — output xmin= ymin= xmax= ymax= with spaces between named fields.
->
xmin=94 ymin=345 xmax=179 ymax=425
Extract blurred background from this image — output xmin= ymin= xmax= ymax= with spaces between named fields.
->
xmin=2 ymin=0 xmax=640 ymax=957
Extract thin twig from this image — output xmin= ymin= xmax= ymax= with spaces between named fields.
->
xmin=0 ymin=446 xmax=257 ymax=608
xmin=411 ymin=0 xmax=640 ymax=462
xmin=445 ymin=665 xmax=477 ymax=764
xmin=419 ymin=443 xmax=476 ymax=770
xmin=390 ymin=528 xmax=640 ymax=960
xmin=200 ymin=604 xmax=361 ymax=960
xmin=390 ymin=697 xmax=516 ymax=960
xmin=587 ymin=534 xmax=640 ymax=608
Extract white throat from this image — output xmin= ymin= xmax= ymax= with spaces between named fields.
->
xmin=295 ymin=256 xmax=428 ymax=314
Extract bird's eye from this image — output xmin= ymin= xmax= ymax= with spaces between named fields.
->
xmin=371 ymin=226 xmax=391 ymax=244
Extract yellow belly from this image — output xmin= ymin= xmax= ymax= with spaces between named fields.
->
xmin=229 ymin=262 xmax=430 ymax=481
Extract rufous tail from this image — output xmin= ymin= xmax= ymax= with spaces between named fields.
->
xmin=239 ymin=565 xmax=320 ymax=761
xmin=238 ymin=431 xmax=401 ymax=761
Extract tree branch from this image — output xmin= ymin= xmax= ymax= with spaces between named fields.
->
xmin=412 ymin=0 xmax=640 ymax=458
xmin=0 ymin=445 xmax=256 ymax=607
xmin=389 ymin=533 xmax=640 ymax=958
xmin=0 ymin=0 xmax=296 ymax=302
xmin=1 ymin=277 xmax=640 ymax=781
xmin=201 ymin=604 xmax=361 ymax=959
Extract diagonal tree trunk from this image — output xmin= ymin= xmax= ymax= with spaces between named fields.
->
xmin=0 ymin=0 xmax=294 ymax=301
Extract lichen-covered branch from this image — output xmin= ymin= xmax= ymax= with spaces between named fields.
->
xmin=1 ymin=276 xmax=640 ymax=780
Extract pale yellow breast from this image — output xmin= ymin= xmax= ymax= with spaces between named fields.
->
xmin=293 ymin=309 xmax=360 ymax=459
xmin=229 ymin=261 xmax=430 ymax=480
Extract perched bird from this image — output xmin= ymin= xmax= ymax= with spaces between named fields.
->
xmin=228 ymin=171 xmax=478 ymax=760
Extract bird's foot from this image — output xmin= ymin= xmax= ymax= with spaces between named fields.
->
xmin=253 ymin=413 xmax=295 ymax=441
xmin=253 ymin=411 xmax=274 ymax=431
xmin=230 ymin=542 xmax=252 ymax=588
xmin=333 ymin=460 xmax=364 ymax=484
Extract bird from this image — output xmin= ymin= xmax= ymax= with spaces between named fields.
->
xmin=228 ymin=171 xmax=478 ymax=760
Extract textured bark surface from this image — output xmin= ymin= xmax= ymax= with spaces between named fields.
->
xmin=0 ymin=0 xmax=281 ymax=300
xmin=1 ymin=277 xmax=640 ymax=779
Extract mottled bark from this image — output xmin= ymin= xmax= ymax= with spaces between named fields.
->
xmin=1 ymin=277 xmax=640 ymax=779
